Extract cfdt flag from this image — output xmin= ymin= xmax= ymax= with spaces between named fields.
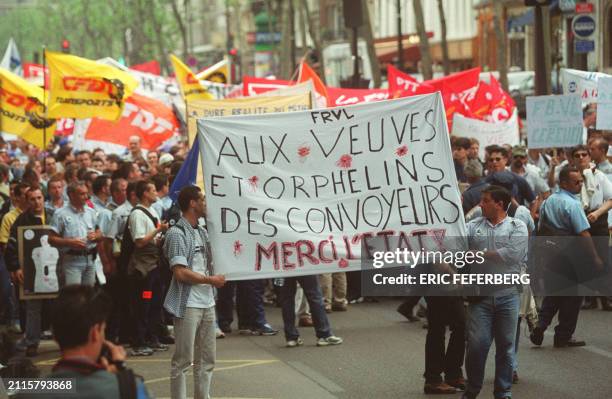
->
xmin=0 ymin=68 xmax=55 ymax=149
xmin=170 ymin=54 xmax=213 ymax=101
xmin=84 ymin=93 xmax=178 ymax=150
xmin=169 ymin=138 xmax=199 ymax=202
xmin=46 ymin=51 xmax=138 ymax=121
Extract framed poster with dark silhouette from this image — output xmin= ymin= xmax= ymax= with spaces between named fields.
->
xmin=18 ymin=225 xmax=60 ymax=300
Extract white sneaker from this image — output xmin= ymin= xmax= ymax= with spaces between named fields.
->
xmin=286 ymin=337 xmax=304 ymax=347
xmin=215 ymin=327 xmax=225 ymax=339
xmin=317 ymin=336 xmax=343 ymax=346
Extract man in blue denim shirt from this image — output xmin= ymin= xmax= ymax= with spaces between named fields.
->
xmin=463 ymin=185 xmax=528 ymax=399
xmin=49 ymin=181 xmax=101 ymax=286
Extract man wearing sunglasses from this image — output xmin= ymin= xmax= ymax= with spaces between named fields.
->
xmin=484 ymin=145 xmax=536 ymax=207
xmin=510 ymin=145 xmax=550 ymax=197
xmin=568 ymin=146 xmax=612 ymax=230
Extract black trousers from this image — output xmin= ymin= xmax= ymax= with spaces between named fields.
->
xmin=538 ymin=296 xmax=583 ymax=341
xmin=130 ymin=267 xmax=163 ymax=347
xmin=424 ymin=296 xmax=465 ymax=383
xmin=103 ymin=272 xmax=122 ymax=343
xmin=216 ymin=281 xmax=250 ymax=329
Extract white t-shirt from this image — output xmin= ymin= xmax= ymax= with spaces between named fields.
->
xmin=582 ymin=169 xmax=612 ymax=211
xmin=186 ymin=230 xmax=215 ymax=309
xmin=128 ymin=205 xmax=159 ymax=240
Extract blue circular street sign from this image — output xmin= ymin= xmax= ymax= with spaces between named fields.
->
xmin=572 ymin=15 xmax=596 ymax=38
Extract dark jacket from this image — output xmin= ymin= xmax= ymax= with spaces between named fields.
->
xmin=5 ymin=209 xmax=53 ymax=273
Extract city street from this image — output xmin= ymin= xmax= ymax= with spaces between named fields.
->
xmin=32 ymin=298 xmax=612 ymax=399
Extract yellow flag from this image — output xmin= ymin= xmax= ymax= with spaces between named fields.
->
xmin=0 ymin=68 xmax=55 ymax=149
xmin=196 ymin=59 xmax=230 ymax=84
xmin=46 ymin=51 xmax=138 ymax=121
xmin=170 ymin=54 xmax=213 ymax=101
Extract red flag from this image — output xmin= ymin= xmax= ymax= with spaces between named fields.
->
xmin=441 ymin=90 xmax=470 ymax=131
xmin=130 ymin=60 xmax=161 ymax=75
xmin=297 ymin=61 xmax=330 ymax=106
xmin=424 ymin=68 xmax=480 ymax=129
xmin=22 ymin=63 xmax=50 ymax=88
xmin=83 ymin=93 xmax=178 ymax=150
xmin=464 ymin=81 xmax=493 ymax=120
xmin=55 ymin=118 xmax=75 ymax=136
xmin=426 ymin=67 xmax=481 ymax=96
xmin=327 ymin=87 xmax=389 ymax=107
xmin=387 ymin=64 xmax=435 ymax=98
xmin=486 ymin=74 xmax=516 ymax=122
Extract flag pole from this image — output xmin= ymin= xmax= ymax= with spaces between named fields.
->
xmin=42 ymin=46 xmax=47 ymax=152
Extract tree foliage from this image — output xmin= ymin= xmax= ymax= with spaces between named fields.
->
xmin=0 ymin=0 xmax=182 ymax=71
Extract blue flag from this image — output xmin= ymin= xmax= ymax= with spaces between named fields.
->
xmin=169 ymin=138 xmax=199 ymax=202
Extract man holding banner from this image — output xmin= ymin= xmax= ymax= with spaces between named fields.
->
xmin=163 ymin=186 xmax=225 ymax=399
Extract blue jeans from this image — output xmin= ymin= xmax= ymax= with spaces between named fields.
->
xmin=64 ymin=263 xmax=96 ymax=286
xmin=465 ymin=293 xmax=520 ymax=399
xmin=279 ymin=275 xmax=332 ymax=340
xmin=22 ymin=299 xmax=53 ymax=348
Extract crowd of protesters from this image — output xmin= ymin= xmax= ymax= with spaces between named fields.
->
xmin=0 ymin=102 xmax=611 ymax=399
xmin=420 ymin=107 xmax=611 ymax=398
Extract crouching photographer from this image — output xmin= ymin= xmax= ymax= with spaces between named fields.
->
xmin=43 ymin=285 xmax=151 ymax=398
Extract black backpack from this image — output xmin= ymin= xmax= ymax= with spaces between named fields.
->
xmin=118 ymin=206 xmax=159 ymax=274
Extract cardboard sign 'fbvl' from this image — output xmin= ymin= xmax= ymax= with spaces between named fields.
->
xmin=199 ymin=93 xmax=466 ymax=280
xmin=526 ymin=94 xmax=583 ymax=149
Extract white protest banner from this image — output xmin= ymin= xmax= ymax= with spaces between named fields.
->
xmin=562 ymin=68 xmax=611 ymax=104
xmin=596 ymin=77 xmax=612 ymax=130
xmin=188 ymin=94 xmax=312 ymax=191
xmin=97 ymin=57 xmax=240 ymax=103
xmin=526 ymin=95 xmax=583 ymax=149
xmin=97 ymin=57 xmax=181 ymax=106
xmin=452 ymin=110 xmax=519 ymax=159
xmin=199 ymin=94 xmax=466 ymax=280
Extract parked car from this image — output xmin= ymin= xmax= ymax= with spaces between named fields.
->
xmin=508 ymin=71 xmax=534 ymax=117
xmin=508 ymin=70 xmax=561 ymax=117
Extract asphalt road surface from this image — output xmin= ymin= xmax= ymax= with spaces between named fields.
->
xmin=30 ymin=298 xmax=612 ymax=399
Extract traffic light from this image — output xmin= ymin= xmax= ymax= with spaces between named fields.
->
xmin=61 ymin=39 xmax=70 ymax=54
